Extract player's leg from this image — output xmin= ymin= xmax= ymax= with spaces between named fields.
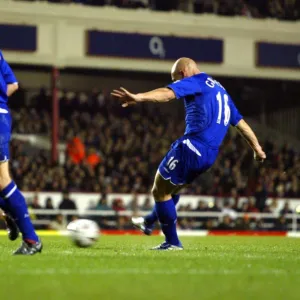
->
xmin=0 ymin=160 xmax=42 ymax=255
xmin=150 ymin=171 xmax=183 ymax=250
xmin=132 ymin=193 xmax=181 ymax=235
xmin=132 ymin=140 xmax=185 ymax=235
xmin=0 ymin=193 xmax=20 ymax=241
xmin=0 ymin=113 xmax=20 ymax=240
xmin=2 ymin=210 xmax=19 ymax=241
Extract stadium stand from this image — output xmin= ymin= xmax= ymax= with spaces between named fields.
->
xmin=10 ymin=86 xmax=300 ymax=198
xmin=14 ymin=0 xmax=300 ymax=20
xmin=6 ymin=80 xmax=299 ymax=232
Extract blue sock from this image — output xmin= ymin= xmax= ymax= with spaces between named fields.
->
xmin=0 ymin=197 xmax=8 ymax=211
xmin=155 ymin=198 xmax=181 ymax=246
xmin=144 ymin=207 xmax=157 ymax=227
xmin=144 ymin=194 xmax=180 ymax=228
xmin=172 ymin=194 xmax=180 ymax=206
xmin=1 ymin=181 xmax=38 ymax=243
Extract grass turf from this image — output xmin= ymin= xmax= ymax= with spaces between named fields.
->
xmin=0 ymin=235 xmax=300 ymax=300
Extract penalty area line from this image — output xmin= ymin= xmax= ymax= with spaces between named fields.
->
xmin=1 ymin=268 xmax=295 ymax=276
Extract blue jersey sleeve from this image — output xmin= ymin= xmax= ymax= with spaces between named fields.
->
xmin=167 ymin=77 xmax=202 ymax=99
xmin=0 ymin=51 xmax=17 ymax=84
xmin=229 ymin=99 xmax=243 ymax=126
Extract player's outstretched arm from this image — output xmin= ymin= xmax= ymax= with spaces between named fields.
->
xmin=111 ymin=87 xmax=175 ymax=107
xmin=235 ymin=119 xmax=266 ymax=162
xmin=7 ymin=83 xmax=19 ymax=97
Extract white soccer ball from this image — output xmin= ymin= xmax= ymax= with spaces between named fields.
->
xmin=67 ymin=219 xmax=100 ymax=248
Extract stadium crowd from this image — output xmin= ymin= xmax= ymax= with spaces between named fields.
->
xmin=14 ymin=0 xmax=300 ymax=20
xmin=10 ymin=88 xmax=300 ymax=201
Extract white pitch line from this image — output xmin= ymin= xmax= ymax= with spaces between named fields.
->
xmin=0 ymin=268 xmax=296 ymax=276
xmin=56 ymin=251 xmax=300 ymax=261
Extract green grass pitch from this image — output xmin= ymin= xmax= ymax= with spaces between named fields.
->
xmin=0 ymin=235 xmax=300 ymax=300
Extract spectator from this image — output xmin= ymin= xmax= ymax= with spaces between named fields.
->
xmin=254 ymin=183 xmax=267 ymax=212
xmin=204 ymin=219 xmax=215 ymax=230
xmin=209 ymin=198 xmax=222 ymax=212
xmin=178 ymin=218 xmax=194 ymax=230
xmin=218 ymin=215 xmax=234 ymax=230
xmin=194 ymin=200 xmax=208 ymax=212
xmin=226 ymin=188 xmax=240 ymax=208
xmin=45 ymin=197 xmax=55 ymax=210
xmin=117 ymin=215 xmax=131 ymax=230
xmin=194 ymin=0 xmax=216 ymax=14
xmin=255 ymin=219 xmax=265 ymax=231
xmin=222 ymin=200 xmax=237 ymax=220
xmin=112 ymin=198 xmax=126 ymax=212
xmin=59 ymin=192 xmax=77 ymax=210
xmin=70 ymin=215 xmax=79 ymax=222
xmin=67 ymin=136 xmax=86 ymax=164
xmin=247 ymin=197 xmax=259 ymax=213
xmin=28 ymin=194 xmax=42 ymax=220
xmin=49 ymin=214 xmax=67 ymax=230
xmin=263 ymin=203 xmax=272 ymax=213
xmin=93 ymin=194 xmax=111 ymax=229
xmin=96 ymin=194 xmax=110 ymax=211
xmin=269 ymin=198 xmax=279 ymax=214
xmin=236 ymin=215 xmax=252 ymax=230
xmin=86 ymin=147 xmax=101 ymax=169
xmin=44 ymin=197 xmax=55 ymax=221
xmin=274 ymin=216 xmax=288 ymax=231
xmin=238 ymin=202 xmax=249 ymax=213
xmin=178 ymin=204 xmax=188 ymax=212
xmin=140 ymin=196 xmax=152 ymax=211
xmin=280 ymin=201 xmax=293 ymax=215
xmin=153 ymin=0 xmax=179 ymax=11
xmin=112 ymin=198 xmax=128 ymax=229
xmin=128 ymin=192 xmax=140 ymax=214
xmin=29 ymin=194 xmax=42 ymax=209
xmin=218 ymin=0 xmax=239 ymax=16
xmin=86 ymin=200 xmax=96 ymax=210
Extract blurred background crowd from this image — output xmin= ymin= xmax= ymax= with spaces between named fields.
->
xmin=9 ymin=85 xmax=300 ymax=198
xmin=15 ymin=0 xmax=300 ymax=21
xmin=5 ymin=80 xmax=299 ymax=232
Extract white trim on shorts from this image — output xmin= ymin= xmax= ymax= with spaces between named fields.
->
xmin=183 ymin=139 xmax=201 ymax=156
xmin=0 ymin=108 xmax=8 ymax=114
xmin=157 ymin=169 xmax=186 ymax=186
xmin=0 ymin=156 xmax=9 ymax=163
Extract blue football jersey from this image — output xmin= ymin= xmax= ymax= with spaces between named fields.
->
xmin=168 ymin=73 xmax=242 ymax=148
xmin=0 ymin=51 xmax=18 ymax=109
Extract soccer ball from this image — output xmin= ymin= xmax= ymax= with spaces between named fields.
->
xmin=67 ymin=219 xmax=100 ymax=248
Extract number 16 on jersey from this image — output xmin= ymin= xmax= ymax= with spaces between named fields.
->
xmin=216 ymin=92 xmax=231 ymax=126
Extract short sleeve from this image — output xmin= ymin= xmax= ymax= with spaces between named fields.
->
xmin=167 ymin=77 xmax=201 ymax=99
xmin=0 ymin=51 xmax=18 ymax=84
xmin=229 ymin=99 xmax=243 ymax=126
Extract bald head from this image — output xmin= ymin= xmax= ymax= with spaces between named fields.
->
xmin=171 ymin=58 xmax=200 ymax=81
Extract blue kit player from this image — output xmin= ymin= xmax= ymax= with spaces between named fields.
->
xmin=0 ymin=50 xmax=42 ymax=255
xmin=112 ymin=58 xmax=266 ymax=250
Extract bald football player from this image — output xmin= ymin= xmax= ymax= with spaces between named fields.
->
xmin=112 ymin=58 xmax=266 ymax=250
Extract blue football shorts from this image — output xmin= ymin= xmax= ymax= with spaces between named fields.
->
xmin=0 ymin=112 xmax=12 ymax=162
xmin=158 ymin=136 xmax=219 ymax=185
